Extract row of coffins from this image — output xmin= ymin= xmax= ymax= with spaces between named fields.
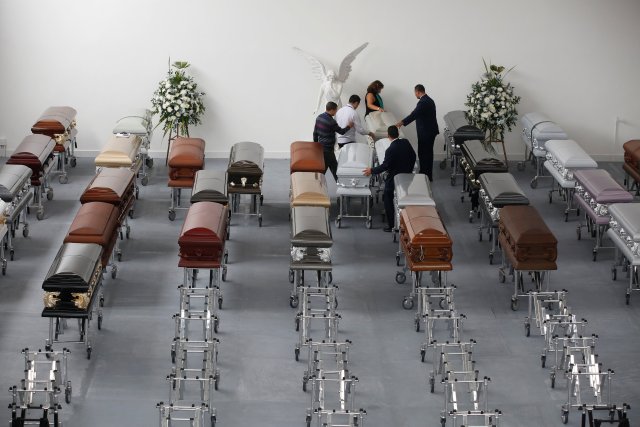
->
xmin=158 ymin=201 xmax=229 ymax=427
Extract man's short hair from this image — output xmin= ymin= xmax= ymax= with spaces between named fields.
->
xmin=387 ymin=125 xmax=400 ymax=139
xmin=326 ymin=101 xmax=338 ymax=111
xmin=415 ymin=84 xmax=425 ymax=93
xmin=348 ymin=94 xmax=361 ymax=104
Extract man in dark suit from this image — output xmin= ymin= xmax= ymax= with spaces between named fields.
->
xmin=364 ymin=126 xmax=416 ymax=232
xmin=396 ymin=84 xmax=439 ymax=180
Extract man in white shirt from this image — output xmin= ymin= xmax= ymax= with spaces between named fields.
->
xmin=335 ymin=95 xmax=375 ymax=149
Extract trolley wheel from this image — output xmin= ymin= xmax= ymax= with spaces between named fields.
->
xmin=58 ymin=175 xmax=68 ymax=184
xmin=289 ymin=295 xmax=299 ymax=308
xmin=141 ymin=176 xmax=149 ymax=186
xmin=499 ymin=270 xmax=506 ymax=283
xmin=100 ymin=295 xmax=104 ymax=307
xmin=288 ymin=270 xmax=294 ymax=284
xmin=10 ymin=250 xmax=14 ymax=261
xmin=550 ymin=372 xmax=556 ymax=389
xmin=306 ymin=415 xmax=311 ymax=427
xmin=564 ymin=212 xmax=569 ymax=222
xmin=439 ymin=298 xmax=447 ymax=309
xmin=211 ymin=415 xmax=216 ymax=427
xmin=98 ymin=315 xmax=102 ymax=330
xmin=258 ymin=216 xmax=262 ymax=227
xmin=47 ymin=190 xmax=54 ymax=201
xmin=489 ymin=253 xmax=494 ymax=265
xmin=525 ymin=322 xmax=530 ymax=337
xmin=561 ymin=409 xmax=569 ymax=424
xmin=128 ymin=208 xmax=134 ymax=219
xmin=335 ymin=218 xmax=341 ymax=228
xmin=146 ymin=157 xmax=154 ymax=168
xmin=439 ymin=159 xmax=447 ymax=170
xmin=365 ymin=218 xmax=372 ymax=229
xmin=171 ymin=349 xmax=176 ymax=364
xmin=26 ymin=206 xmax=30 ymax=214
xmin=420 ymin=349 xmax=426 ymax=363
xmin=168 ymin=210 xmax=176 ymax=221
xmin=450 ymin=176 xmax=456 ymax=186
xmin=86 ymin=347 xmax=92 ymax=360
xmin=429 ymin=376 xmax=435 ymax=393
xmin=441 ymin=416 xmax=447 ymax=427
xmin=117 ymin=252 xmax=122 ymax=262
xmin=111 ymin=267 xmax=117 ymax=279
xmin=294 ymin=347 xmax=300 ymax=361
xmin=65 ymin=384 xmax=72 ymax=404
xmin=517 ymin=162 xmax=525 ymax=171
xmin=218 ymin=296 xmax=223 ymax=310
xmin=541 ymin=354 xmax=546 ymax=368
xmin=214 ymin=318 xmax=219 ymax=334
xmin=126 ymin=226 xmax=131 ymax=239
xmin=70 ymin=157 xmax=77 ymax=168
xmin=477 ymin=210 xmax=481 ymax=219
xmin=260 ymin=195 xmax=264 ymax=206
xmin=530 ymin=178 xmax=538 ymax=189
xmin=395 ymin=272 xmax=407 ymax=284
xmin=214 ymin=374 xmax=220 ymax=391
xmin=328 ymin=272 xmax=333 ymax=284
xmin=393 ymin=232 xmax=397 ymax=243
xmin=295 ymin=316 xmax=301 ymax=331
xmin=402 ymin=297 xmax=414 ymax=310
xmin=478 ymin=230 xmax=483 ymax=241
xmin=221 ymin=267 xmax=227 ymax=282
xmin=302 ymin=376 xmax=308 ymax=392
xmin=468 ymin=214 xmax=473 ymax=223
xmin=592 ymin=251 xmax=597 ymax=262
xmin=626 ymin=292 xmax=630 ymax=305
xmin=549 ymin=192 xmax=553 ymax=204
xmin=612 ymin=267 xmax=617 ymax=281
xmin=461 ymin=195 xmax=465 ymax=203
xmin=577 ymin=227 xmax=581 ymax=240
xmin=510 ymin=297 xmax=519 ymax=311
xmin=396 ymin=254 xmax=401 ymax=266
xmin=2 ymin=265 xmax=5 ymax=276
xmin=415 ymin=317 xmax=421 ymax=332
xmin=37 ymin=210 xmax=44 ymax=221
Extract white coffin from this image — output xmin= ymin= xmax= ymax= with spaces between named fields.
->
xmin=609 ymin=203 xmax=640 ymax=243
xmin=394 ymin=173 xmax=434 ymax=208
xmin=544 ymin=139 xmax=597 ymax=188
xmin=365 ymin=111 xmax=404 ymax=141
xmin=113 ymin=110 xmax=151 ymax=135
xmin=375 ymin=138 xmax=391 ymax=165
xmin=520 ymin=112 xmax=568 ymax=155
xmin=337 ymin=143 xmax=372 ymax=189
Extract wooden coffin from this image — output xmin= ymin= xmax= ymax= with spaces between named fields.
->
xmin=31 ymin=106 xmax=77 ymax=137
xmin=178 ymin=202 xmax=228 ymax=262
xmin=498 ymin=205 xmax=557 ymax=268
xmin=228 ymin=141 xmax=264 ymax=194
xmin=190 ymin=169 xmax=228 ymax=204
xmin=290 ymin=141 xmax=325 ymax=174
xmin=290 ymin=172 xmax=330 ymax=208
xmin=80 ymin=168 xmax=136 ymax=225
xmin=168 ymin=137 xmax=205 ymax=187
xmin=623 ymin=140 xmax=640 ymax=166
xmin=64 ymin=202 xmax=120 ymax=268
xmin=290 ymin=206 xmax=332 ymax=248
xmin=42 ymin=242 xmax=103 ymax=316
xmin=6 ymin=135 xmax=55 ymax=186
xmin=0 ymin=165 xmax=32 ymax=202
xmin=95 ymin=134 xmax=142 ymax=168
xmin=399 ymin=206 xmax=453 ymax=266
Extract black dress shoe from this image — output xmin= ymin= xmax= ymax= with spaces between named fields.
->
xmin=383 ymin=226 xmax=392 ymax=232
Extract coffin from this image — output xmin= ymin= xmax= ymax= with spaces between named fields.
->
xmin=336 ymin=143 xmax=372 ymax=188
xmin=178 ymin=202 xmax=228 ymax=262
xmin=460 ymin=140 xmax=508 ymax=176
xmin=42 ymin=243 xmax=103 ymax=316
xmin=31 ymin=106 xmax=77 ymax=137
xmin=227 ymin=141 xmax=264 ymax=194
xmin=291 ymin=206 xmax=332 ymax=247
xmin=0 ymin=200 xmax=9 ymax=223
xmin=95 ymin=134 xmax=142 ymax=168
xmin=609 ymin=203 xmax=640 ymax=256
xmin=498 ymin=205 xmax=557 ymax=269
xmin=623 ymin=140 xmax=640 ymax=165
xmin=6 ymin=135 xmax=55 ymax=186
xmin=479 ymin=173 xmax=529 ymax=207
xmin=168 ymin=137 xmax=205 ymax=186
xmin=64 ymin=202 xmax=119 ymax=268
xmin=0 ymin=165 xmax=32 ymax=202
xmin=80 ymin=168 xmax=136 ymax=224
xmin=443 ymin=110 xmax=484 ymax=145
xmin=573 ymin=169 xmax=632 ymax=224
xmin=190 ymin=169 xmax=228 ymax=204
xmin=394 ymin=173 xmax=434 ymax=207
xmin=399 ymin=206 xmax=453 ymax=268
xmin=374 ymin=138 xmax=391 ymax=165
xmin=544 ymin=139 xmax=597 ymax=187
xmin=290 ymin=141 xmax=325 ymax=174
xmin=112 ymin=110 xmax=152 ymax=135
xmin=520 ymin=112 xmax=568 ymax=153
xmin=290 ymin=172 xmax=330 ymax=208
xmin=365 ymin=111 xmax=403 ymax=140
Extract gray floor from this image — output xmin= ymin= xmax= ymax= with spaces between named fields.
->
xmin=0 ymin=156 xmax=638 ymax=427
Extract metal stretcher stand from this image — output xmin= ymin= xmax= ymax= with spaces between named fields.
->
xmin=608 ymin=203 xmax=640 ymax=304
xmin=335 ymin=143 xmax=373 ymax=229
xmin=0 ymin=165 xmax=33 ymax=262
xmin=442 ymin=110 xmax=484 ymax=186
xmin=168 ymin=137 xmax=205 ymax=221
xmin=227 ymin=141 xmax=264 ymax=227
xmin=573 ymin=169 xmax=632 ymax=261
xmin=112 ymin=109 xmax=154 ymax=186
xmin=31 ymin=106 xmax=78 ymax=184
xmin=7 ymin=135 xmax=56 ymax=220
xmin=544 ymin=139 xmax=598 ymax=222
xmin=519 ymin=112 xmax=568 ymax=188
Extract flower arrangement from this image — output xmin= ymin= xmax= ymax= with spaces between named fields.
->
xmin=151 ymin=60 xmax=205 ymax=137
xmin=465 ymin=60 xmax=520 ymax=151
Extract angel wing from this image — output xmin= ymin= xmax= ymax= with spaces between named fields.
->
xmin=337 ymin=42 xmax=369 ymax=83
xmin=293 ymin=47 xmax=328 ymax=82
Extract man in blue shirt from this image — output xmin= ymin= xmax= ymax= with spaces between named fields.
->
xmin=364 ymin=126 xmax=416 ymax=232
xmin=313 ymin=101 xmax=353 ymax=180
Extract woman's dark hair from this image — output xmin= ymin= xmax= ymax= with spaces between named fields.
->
xmin=367 ymin=80 xmax=384 ymax=94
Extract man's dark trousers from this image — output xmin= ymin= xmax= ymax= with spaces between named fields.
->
xmin=383 ymin=178 xmax=394 ymax=229
xmin=418 ymin=132 xmax=436 ymax=180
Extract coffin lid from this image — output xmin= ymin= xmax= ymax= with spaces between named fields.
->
xmin=191 ymin=169 xmax=227 ymax=203
xmin=290 ymin=206 xmax=332 ymax=247
xmin=229 ymin=141 xmax=264 ymax=171
xmin=67 ymin=202 xmax=119 ymax=237
xmin=112 ymin=110 xmax=151 ymax=135
xmin=10 ymin=134 xmax=55 ymax=164
xmin=43 ymin=243 xmax=102 ymax=290
xmin=32 ymin=106 xmax=77 ymax=132
xmin=290 ymin=141 xmax=325 ymax=173
xmin=574 ymin=169 xmax=633 ymax=203
xmin=401 ymin=205 xmax=450 ymax=241
xmin=461 ymin=140 xmax=507 ymax=169
xmin=479 ymin=173 xmax=529 ymax=207
xmin=0 ymin=165 xmax=32 ymax=201
xmin=545 ymin=140 xmax=597 ymax=169
xmin=81 ymin=168 xmax=135 ymax=202
xmin=609 ymin=203 xmax=640 ymax=242
xmin=499 ymin=205 xmax=557 ymax=245
xmin=520 ymin=112 xmax=567 ymax=141
xmin=179 ymin=202 xmax=228 ymax=242
xmin=443 ymin=110 xmax=484 ymax=140
xmin=337 ymin=143 xmax=372 ymax=175
xmin=394 ymin=173 xmax=434 ymax=207
xmin=291 ymin=172 xmax=330 ymax=207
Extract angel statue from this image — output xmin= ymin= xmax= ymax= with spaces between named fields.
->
xmin=293 ymin=42 xmax=369 ymax=114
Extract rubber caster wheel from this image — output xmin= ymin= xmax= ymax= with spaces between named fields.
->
xmin=98 ymin=315 xmax=102 ymax=330
xmin=70 ymin=157 xmax=77 ymax=167
xmin=626 ymin=293 xmax=630 ymax=305
xmin=214 ymin=318 xmax=219 ymax=333
xmin=258 ymin=216 xmax=262 ymax=227
xmin=439 ymin=159 xmax=447 ymax=170
xmin=126 ymin=227 xmax=131 ymax=239
xmin=128 ymin=208 xmax=134 ymax=219
xmin=396 ymin=254 xmax=401 ymax=266
xmin=550 ymin=372 xmax=556 ymax=389
xmin=218 ymin=297 xmax=223 ymax=310
xmin=46 ymin=190 xmax=54 ymax=201
xmin=395 ymin=272 xmax=407 ymax=284
xmin=289 ymin=295 xmax=299 ymax=309
xmin=549 ymin=192 xmax=553 ymax=204
xmin=541 ymin=354 xmax=547 ymax=368
xmin=100 ymin=296 xmax=104 ymax=307
xmin=36 ymin=211 xmax=44 ymax=221
xmin=221 ymin=268 xmax=227 ymax=282
xmin=402 ymin=297 xmax=414 ymax=310
xmin=335 ymin=218 xmax=341 ymax=228
xmin=489 ymin=253 xmax=493 ymax=265
xmin=478 ymin=230 xmax=483 ymax=242
xmin=510 ymin=297 xmax=519 ymax=311
xmin=141 ymin=176 xmax=149 ymax=186
xmin=21 ymin=226 xmax=29 ymax=237
xmin=592 ymin=251 xmax=597 ymax=262
xmin=499 ymin=270 xmax=506 ymax=283
xmin=365 ymin=219 xmax=372 ymax=229
xmin=10 ymin=250 xmax=14 ymax=261
xmin=612 ymin=267 xmax=617 ymax=281
xmin=415 ymin=317 xmax=421 ymax=332
xmin=450 ymin=176 xmax=456 ymax=186
xmin=86 ymin=348 xmax=92 ymax=360
xmin=288 ymin=269 xmax=294 ymax=284
xmin=328 ymin=272 xmax=333 ymax=284
xmin=302 ymin=377 xmax=308 ymax=392
xmin=2 ymin=266 xmax=5 ymax=276
xmin=294 ymin=348 xmax=300 ymax=361
xmin=58 ymin=175 xmax=68 ymax=184
xmin=429 ymin=377 xmax=435 ymax=393
xmin=146 ymin=158 xmax=154 ymax=168
xmin=577 ymin=227 xmax=581 ymax=240
xmin=111 ymin=267 xmax=117 ymax=279
xmin=530 ymin=178 xmax=538 ymax=189
xmin=214 ymin=374 xmax=219 ymax=391
xmin=525 ymin=323 xmax=530 ymax=337
xmin=468 ymin=215 xmax=473 ymax=223
xmin=561 ymin=409 xmax=569 ymax=424
xmin=393 ymin=232 xmax=397 ymax=243
xmin=117 ymin=252 xmax=122 ymax=262
xmin=65 ymin=384 xmax=72 ymax=404
xmin=168 ymin=210 xmax=176 ymax=221
xmin=26 ymin=206 xmax=30 ymax=214
xmin=295 ymin=316 xmax=300 ymax=332
xmin=564 ymin=212 xmax=569 ymax=222
xmin=420 ymin=349 xmax=426 ymax=363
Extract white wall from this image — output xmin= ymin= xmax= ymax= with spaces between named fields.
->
xmin=1 ymin=0 xmax=639 ymax=160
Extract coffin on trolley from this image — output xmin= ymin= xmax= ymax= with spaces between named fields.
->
xmin=178 ymin=202 xmax=229 ymax=263
xmin=31 ymin=106 xmax=78 ymax=182
xmin=168 ymin=137 xmax=205 ymax=187
xmin=520 ymin=113 xmax=568 ymax=186
xmin=7 ymin=135 xmax=55 ymax=187
xmin=335 ymin=143 xmax=373 ymax=228
xmin=112 ymin=110 xmax=151 ymax=137
xmin=290 ymin=206 xmax=332 ymax=275
xmin=393 ymin=173 xmax=434 ymax=245
xmin=573 ymin=169 xmax=633 ymax=260
xmin=365 ymin=111 xmax=403 ymax=141
xmin=608 ymin=203 xmax=640 ymax=303
xmin=80 ymin=168 xmax=136 ymax=226
xmin=190 ymin=170 xmax=228 ymax=205
xmin=399 ymin=206 xmax=453 ymax=267
xmin=622 ymin=139 xmax=640 ymax=191
xmin=290 ymin=172 xmax=330 ymax=208
xmin=442 ymin=110 xmax=484 ymax=184
xmin=290 ymin=141 xmax=325 ymax=174
xmin=0 ymin=165 xmax=33 ymax=256
xmin=227 ymin=141 xmax=264 ymax=194
xmin=95 ymin=134 xmax=142 ymax=168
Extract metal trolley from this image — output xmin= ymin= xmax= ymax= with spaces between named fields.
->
xmin=0 ymin=165 xmax=33 ymax=261
xmin=335 ymin=143 xmax=373 ymax=229
xmin=609 ymin=203 xmax=640 ymax=304
xmin=519 ymin=112 xmax=568 ymax=188
xmin=113 ymin=110 xmax=154 ymax=186
xmin=441 ymin=110 xmax=484 ymax=186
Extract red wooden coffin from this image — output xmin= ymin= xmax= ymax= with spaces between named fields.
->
xmin=498 ymin=205 xmax=557 ymax=270
xmin=6 ymin=134 xmax=55 ymax=186
xmin=623 ymin=140 xmax=640 ymax=183
xmin=399 ymin=206 xmax=453 ymax=268
xmin=63 ymin=202 xmax=119 ymax=268
xmin=290 ymin=141 xmax=325 ymax=174
xmin=31 ymin=106 xmax=77 ymax=137
xmin=178 ymin=202 xmax=228 ymax=262
xmin=169 ymin=137 xmax=205 ymax=187
xmin=80 ymin=168 xmax=136 ymax=225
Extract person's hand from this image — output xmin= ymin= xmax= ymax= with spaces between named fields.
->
xmin=379 ymin=108 xmax=385 ymax=113
xmin=395 ymin=121 xmax=404 ymax=128
xmin=348 ymin=121 xmax=354 ymax=128
xmin=363 ymin=168 xmax=372 ymax=177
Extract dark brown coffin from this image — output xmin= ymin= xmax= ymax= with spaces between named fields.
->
xmin=498 ymin=205 xmax=558 ymax=268
xmin=399 ymin=206 xmax=453 ymax=266
xmin=6 ymin=135 xmax=55 ymax=186
xmin=31 ymin=106 xmax=77 ymax=137
xmin=290 ymin=141 xmax=325 ymax=174
xmin=227 ymin=142 xmax=264 ymax=194
xmin=80 ymin=168 xmax=135 ymax=226
xmin=168 ymin=137 xmax=205 ymax=187
xmin=64 ymin=202 xmax=119 ymax=268
xmin=178 ymin=202 xmax=228 ymax=262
